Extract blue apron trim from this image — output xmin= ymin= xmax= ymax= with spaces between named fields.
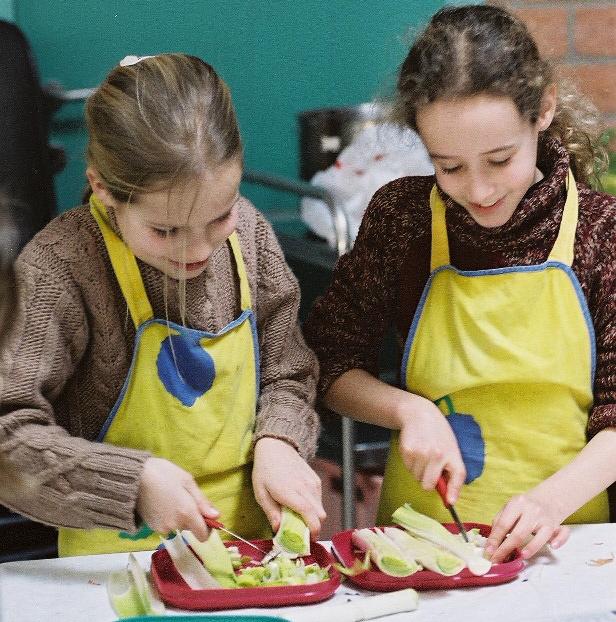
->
xmin=401 ymin=260 xmax=596 ymax=390
xmin=97 ymin=312 xmax=261 ymax=441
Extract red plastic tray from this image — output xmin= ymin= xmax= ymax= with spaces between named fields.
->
xmin=330 ymin=522 xmax=524 ymax=591
xmin=150 ymin=538 xmax=340 ymax=611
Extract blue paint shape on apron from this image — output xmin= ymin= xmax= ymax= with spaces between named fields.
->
xmin=157 ymin=334 xmax=216 ymax=406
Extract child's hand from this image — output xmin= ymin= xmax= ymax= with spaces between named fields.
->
xmin=397 ymin=394 xmax=466 ymax=504
xmin=252 ymin=437 xmax=326 ymax=539
xmin=136 ymin=457 xmax=220 ymax=541
xmin=485 ymin=490 xmax=570 ymax=563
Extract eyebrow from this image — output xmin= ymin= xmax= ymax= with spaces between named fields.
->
xmin=430 ymin=144 xmax=516 ymax=159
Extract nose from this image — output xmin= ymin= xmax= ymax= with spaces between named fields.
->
xmin=170 ymin=233 xmax=213 ymax=263
xmin=466 ymin=173 xmax=496 ymax=206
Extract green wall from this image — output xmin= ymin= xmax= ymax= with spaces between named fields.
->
xmin=0 ymin=0 xmax=13 ymax=21
xmin=15 ymin=0 xmax=448 ymax=229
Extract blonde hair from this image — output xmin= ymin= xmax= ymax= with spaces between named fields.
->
xmin=392 ymin=4 xmax=608 ymax=186
xmin=85 ymin=53 xmax=242 ymax=201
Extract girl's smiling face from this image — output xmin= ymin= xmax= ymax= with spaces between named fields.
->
xmin=416 ymin=93 xmax=556 ymax=228
xmin=89 ymin=161 xmax=242 ymax=280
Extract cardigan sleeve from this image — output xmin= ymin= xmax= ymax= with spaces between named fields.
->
xmin=250 ymin=211 xmax=321 ymax=460
xmin=0 ymin=236 xmax=149 ymax=532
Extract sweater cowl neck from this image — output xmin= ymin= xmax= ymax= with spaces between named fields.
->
xmin=441 ymin=136 xmax=570 ymax=255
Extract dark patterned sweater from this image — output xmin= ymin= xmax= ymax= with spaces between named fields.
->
xmin=304 ymin=138 xmax=616 ymax=441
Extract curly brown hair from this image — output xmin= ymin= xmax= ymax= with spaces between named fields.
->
xmin=392 ymin=4 xmax=608 ymax=186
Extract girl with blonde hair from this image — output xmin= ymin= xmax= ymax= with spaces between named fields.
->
xmin=0 ymin=54 xmax=324 ymax=556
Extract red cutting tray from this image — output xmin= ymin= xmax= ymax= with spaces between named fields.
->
xmin=150 ymin=538 xmax=340 ymax=611
xmin=330 ymin=522 xmax=525 ymax=591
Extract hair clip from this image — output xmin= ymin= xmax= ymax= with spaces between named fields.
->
xmin=119 ymin=55 xmax=155 ymax=67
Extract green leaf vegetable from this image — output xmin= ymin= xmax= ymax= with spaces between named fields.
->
xmin=392 ymin=503 xmax=491 ymax=576
xmin=107 ymin=554 xmax=165 ymax=618
xmin=272 ymin=507 xmax=311 ymax=557
xmin=183 ymin=529 xmax=237 ymax=588
xmin=383 ymin=527 xmax=465 ymax=576
xmin=178 ymin=528 xmax=329 ymax=589
xmin=352 ymin=528 xmax=420 ymax=577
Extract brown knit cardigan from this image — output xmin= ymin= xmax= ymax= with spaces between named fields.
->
xmin=0 ymin=197 xmax=320 ymax=532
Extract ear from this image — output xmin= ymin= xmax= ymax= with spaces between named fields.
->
xmin=86 ymin=167 xmax=118 ymax=207
xmin=536 ymin=83 xmax=557 ymax=132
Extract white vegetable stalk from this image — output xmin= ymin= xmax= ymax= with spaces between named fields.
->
xmin=272 ymin=507 xmax=311 ymax=558
xmin=352 ymin=528 xmax=420 ymax=577
xmin=392 ymin=504 xmax=491 ymax=576
xmin=383 ymin=527 xmax=465 ymax=576
xmin=287 ymin=588 xmax=419 ymax=622
xmin=162 ymin=532 xmax=220 ymax=589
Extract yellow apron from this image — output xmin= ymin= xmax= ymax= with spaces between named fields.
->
xmin=377 ymin=170 xmax=608 ymax=526
xmin=58 ymin=196 xmax=270 ymax=556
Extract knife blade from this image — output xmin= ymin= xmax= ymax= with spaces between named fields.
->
xmin=436 ymin=475 xmax=469 ymax=542
xmin=204 ymin=517 xmax=269 ymax=554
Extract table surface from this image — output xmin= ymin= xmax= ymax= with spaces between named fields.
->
xmin=1 ymin=524 xmax=616 ymax=622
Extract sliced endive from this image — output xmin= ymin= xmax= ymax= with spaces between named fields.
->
xmin=352 ymin=528 xmax=420 ymax=577
xmin=107 ymin=555 xmax=165 ymax=618
xmin=162 ymin=532 xmax=220 ymax=589
xmin=383 ymin=527 xmax=464 ymax=576
xmin=272 ymin=507 xmax=310 ymax=558
xmin=392 ymin=504 xmax=491 ymax=576
xmin=182 ymin=529 xmax=237 ymax=588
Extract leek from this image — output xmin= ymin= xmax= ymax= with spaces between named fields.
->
xmin=237 ymin=556 xmax=329 ymax=586
xmin=392 ymin=504 xmax=491 ymax=576
xmin=162 ymin=533 xmax=221 ymax=589
xmin=383 ymin=527 xmax=464 ymax=576
xmin=182 ymin=529 xmax=237 ymax=588
xmin=272 ymin=507 xmax=310 ymax=557
xmin=107 ymin=555 xmax=165 ymax=618
xmin=352 ymin=528 xmax=420 ymax=577
xmin=333 ymin=551 xmax=371 ymax=577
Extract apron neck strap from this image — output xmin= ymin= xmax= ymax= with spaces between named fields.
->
xmin=227 ymin=231 xmax=251 ymax=311
xmin=429 ymin=185 xmax=451 ymax=271
xmin=547 ymin=168 xmax=578 ymax=266
xmin=429 ymin=168 xmax=579 ymax=271
xmin=90 ymin=194 xmax=154 ymax=327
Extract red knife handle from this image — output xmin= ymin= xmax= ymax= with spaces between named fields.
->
xmin=436 ymin=475 xmax=450 ymax=508
xmin=204 ymin=517 xmax=224 ymax=529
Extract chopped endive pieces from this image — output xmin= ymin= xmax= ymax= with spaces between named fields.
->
xmin=352 ymin=528 xmax=420 ymax=577
xmin=182 ymin=529 xmax=237 ymax=588
xmin=237 ymin=556 xmax=329 ymax=586
xmin=392 ymin=504 xmax=491 ymax=576
xmin=162 ymin=532 xmax=220 ymax=589
xmin=383 ymin=527 xmax=465 ymax=576
xmin=333 ymin=551 xmax=371 ymax=577
xmin=272 ymin=507 xmax=310 ymax=558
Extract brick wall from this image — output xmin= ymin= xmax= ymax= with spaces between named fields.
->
xmin=491 ymin=1 xmax=616 ymax=152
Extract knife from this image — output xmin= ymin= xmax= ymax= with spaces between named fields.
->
xmin=203 ymin=517 xmax=268 ymax=555
xmin=436 ymin=475 xmax=469 ymax=542
xmin=120 ymin=518 xmax=268 ymax=555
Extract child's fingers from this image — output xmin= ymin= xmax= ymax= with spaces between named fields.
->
xmin=549 ymin=525 xmax=570 ymax=549
xmin=286 ymin=491 xmax=326 ymax=538
xmin=256 ymin=487 xmax=282 ymax=532
xmin=444 ymin=465 xmax=466 ymax=506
